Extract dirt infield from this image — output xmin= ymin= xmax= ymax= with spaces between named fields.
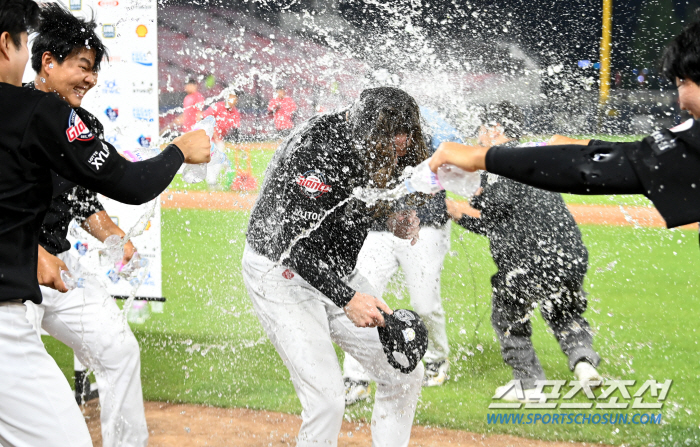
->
xmin=160 ymin=190 xmax=698 ymax=230
xmin=82 ymin=400 xmax=608 ymax=447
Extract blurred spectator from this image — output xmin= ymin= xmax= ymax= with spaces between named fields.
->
xmin=268 ymin=86 xmax=297 ymax=137
xmin=203 ymin=87 xmax=241 ymax=145
xmin=166 ymin=79 xmax=205 ymax=133
xmin=200 ymin=88 xmax=240 ymax=188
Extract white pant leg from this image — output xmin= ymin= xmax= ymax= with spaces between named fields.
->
xmin=242 ymin=246 xmax=345 ymax=446
xmin=330 ymin=272 xmax=423 ymax=447
xmin=396 ymin=224 xmax=451 ymax=364
xmin=342 ymin=231 xmax=399 ymax=382
xmin=38 ymin=253 xmax=147 ymax=447
xmin=242 ymin=245 xmax=420 ymax=447
xmin=0 ymin=301 xmax=92 ymax=447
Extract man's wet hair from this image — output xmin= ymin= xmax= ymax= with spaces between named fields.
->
xmin=350 ymin=87 xmax=430 ymax=188
xmin=31 ymin=3 xmax=107 ymax=73
xmin=661 ymin=21 xmax=700 ymax=85
xmin=0 ymin=0 xmax=39 ymax=47
xmin=480 ymin=101 xmax=524 ymax=141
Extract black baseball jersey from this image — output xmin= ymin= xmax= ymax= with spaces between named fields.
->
xmin=0 ymin=82 xmax=183 ymax=303
xmin=39 ymin=185 xmax=104 ymax=256
xmin=485 ymin=119 xmax=700 ymax=228
xmin=457 ymin=170 xmax=588 ymax=273
xmin=246 ymin=112 xmax=374 ymax=307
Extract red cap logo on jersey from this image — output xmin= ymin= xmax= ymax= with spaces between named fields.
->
xmin=66 ymin=110 xmax=95 ymax=142
xmin=296 ymin=170 xmax=332 ymax=199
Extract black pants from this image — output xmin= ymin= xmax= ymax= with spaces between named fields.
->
xmin=490 ymin=263 xmax=600 ymax=389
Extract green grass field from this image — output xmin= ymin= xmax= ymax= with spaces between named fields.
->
xmin=44 ymin=205 xmax=700 ymax=446
xmin=46 ymin=136 xmax=697 ymax=445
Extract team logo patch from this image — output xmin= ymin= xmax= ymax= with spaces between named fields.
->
xmin=66 ymin=110 xmax=94 ymax=142
xmin=296 ymin=170 xmax=332 ymax=199
xmin=402 ymin=328 xmax=416 ymax=343
xmin=393 ymin=309 xmax=416 ymax=323
xmin=282 ymin=269 xmax=295 ymax=279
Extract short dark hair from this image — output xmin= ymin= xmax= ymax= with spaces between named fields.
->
xmin=30 ymin=3 xmax=107 ymax=73
xmin=0 ymin=0 xmax=39 ymax=47
xmin=480 ymin=101 xmax=524 ymax=140
xmin=186 ymin=79 xmax=198 ymax=85
xmin=350 ymin=87 xmax=430 ymax=188
xmin=661 ymin=21 xmax=700 ymax=85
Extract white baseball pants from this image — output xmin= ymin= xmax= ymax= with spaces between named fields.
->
xmin=242 ymin=243 xmax=423 ymax=447
xmin=344 ymin=224 xmax=451 ymax=381
xmin=0 ymin=300 xmax=92 ymax=447
xmin=27 ymin=252 xmax=148 ymax=447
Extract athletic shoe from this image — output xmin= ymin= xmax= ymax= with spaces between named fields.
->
xmin=423 ymin=360 xmax=449 ymax=387
xmin=493 ymin=383 xmax=545 ymax=402
xmin=574 ymin=361 xmax=603 ymax=389
xmin=344 ymin=379 xmax=371 ymax=406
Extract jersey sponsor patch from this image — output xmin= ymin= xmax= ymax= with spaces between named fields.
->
xmin=66 ymin=110 xmax=94 ymax=142
xmin=648 ymin=129 xmax=677 ymax=155
xmin=87 ymin=142 xmax=110 ymax=171
xmin=292 ymin=209 xmax=321 ymax=220
xmin=282 ymin=269 xmax=295 ymax=279
xmin=296 ymin=170 xmax=332 ymax=198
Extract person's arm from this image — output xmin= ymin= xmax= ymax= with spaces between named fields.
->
xmin=82 ymin=210 xmax=135 ymax=264
xmin=430 ymin=141 xmax=644 ymax=195
xmin=37 ymin=245 xmax=68 ymax=292
xmin=446 ymin=198 xmax=487 ymax=235
xmin=25 ymin=95 xmax=211 ymax=205
xmin=285 ymin=244 xmax=391 ymax=327
xmin=484 ymin=142 xmax=644 ymax=195
xmin=279 ymin=143 xmax=391 ymax=326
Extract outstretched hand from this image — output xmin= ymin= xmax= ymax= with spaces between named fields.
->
xmin=172 ymin=129 xmax=212 ymax=164
xmin=344 ymin=293 xmax=392 ymax=328
xmin=429 ymin=142 xmax=489 ymax=173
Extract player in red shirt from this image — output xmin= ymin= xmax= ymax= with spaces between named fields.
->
xmin=268 ymin=86 xmax=297 ymax=137
xmin=201 ymin=89 xmax=240 ymax=187
xmin=203 ymin=88 xmax=241 ymax=143
xmin=165 ymin=79 xmax=205 ymax=133
xmin=181 ymin=80 xmax=205 ymax=132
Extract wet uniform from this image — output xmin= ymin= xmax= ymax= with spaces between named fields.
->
xmin=27 ymin=104 xmax=149 ymax=447
xmin=0 ymin=83 xmax=182 ymax=447
xmin=242 ymin=111 xmax=423 ymax=447
xmin=343 ymin=107 xmax=458 ymax=384
xmin=456 ymin=141 xmax=600 ymax=389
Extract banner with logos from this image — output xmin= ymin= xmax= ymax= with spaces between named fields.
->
xmin=26 ymin=0 xmax=163 ymax=300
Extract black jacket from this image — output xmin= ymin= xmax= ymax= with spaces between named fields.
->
xmin=247 ymin=112 xmax=377 ymax=307
xmin=486 ymin=119 xmax=700 ymax=229
xmin=0 ymin=83 xmax=183 ymax=303
xmin=457 ymin=157 xmax=588 ymax=274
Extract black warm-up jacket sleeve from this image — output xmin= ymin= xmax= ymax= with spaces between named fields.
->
xmin=24 ymin=94 xmax=184 ymax=205
xmin=485 ymin=141 xmax=645 ymax=195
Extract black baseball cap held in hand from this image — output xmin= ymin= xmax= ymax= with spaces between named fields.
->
xmin=378 ymin=309 xmax=428 ymax=374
